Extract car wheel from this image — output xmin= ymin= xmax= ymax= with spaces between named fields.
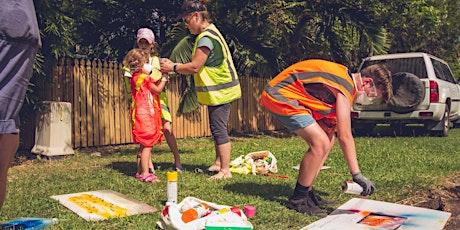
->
xmin=431 ymin=106 xmax=450 ymax=137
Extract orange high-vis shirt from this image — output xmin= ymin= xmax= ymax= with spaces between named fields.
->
xmin=261 ymin=59 xmax=355 ymax=121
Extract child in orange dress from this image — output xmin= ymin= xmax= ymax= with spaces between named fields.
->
xmin=122 ymin=48 xmax=169 ymax=182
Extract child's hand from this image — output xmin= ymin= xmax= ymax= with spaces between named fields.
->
xmin=161 ymin=75 xmax=169 ymax=82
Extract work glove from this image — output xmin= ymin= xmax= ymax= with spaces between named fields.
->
xmin=352 ymin=172 xmax=375 ymax=196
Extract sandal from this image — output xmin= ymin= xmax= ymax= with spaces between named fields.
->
xmin=139 ymin=174 xmax=159 ymax=182
xmin=176 ymin=167 xmax=184 ymax=173
xmin=135 ymin=173 xmax=142 ymax=179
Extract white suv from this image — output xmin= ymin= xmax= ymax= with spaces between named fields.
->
xmin=351 ymin=52 xmax=460 ymax=136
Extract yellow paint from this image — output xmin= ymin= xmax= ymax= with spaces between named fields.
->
xmin=69 ymin=194 xmax=128 ymax=218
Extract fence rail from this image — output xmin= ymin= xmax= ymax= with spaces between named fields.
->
xmin=19 ymin=58 xmax=283 ymax=150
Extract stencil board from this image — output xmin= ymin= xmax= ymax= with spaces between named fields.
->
xmin=51 ymin=190 xmax=157 ymax=221
xmin=302 ymin=198 xmax=451 ymax=230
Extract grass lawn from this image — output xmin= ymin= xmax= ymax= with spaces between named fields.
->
xmin=1 ymin=127 xmax=459 ymax=229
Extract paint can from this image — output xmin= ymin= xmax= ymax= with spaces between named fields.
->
xmin=244 ymin=205 xmax=256 ymax=218
xmin=341 ymin=181 xmax=363 ymax=195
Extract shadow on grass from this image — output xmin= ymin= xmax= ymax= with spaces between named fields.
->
xmin=109 ymin=161 xmax=137 ymax=176
xmin=224 ymin=182 xmax=335 ymax=213
xmin=223 ymin=182 xmax=291 ymax=203
xmin=108 ymin=161 xmax=207 ymax=176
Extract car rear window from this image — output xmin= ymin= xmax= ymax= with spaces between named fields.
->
xmin=361 ymin=57 xmax=428 ymax=79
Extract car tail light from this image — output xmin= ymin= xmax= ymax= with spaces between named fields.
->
xmin=429 ymin=80 xmax=439 ymax=103
xmin=351 ymin=112 xmax=359 ymax=118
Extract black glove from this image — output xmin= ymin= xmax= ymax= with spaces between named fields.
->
xmin=352 ymin=172 xmax=375 ymax=196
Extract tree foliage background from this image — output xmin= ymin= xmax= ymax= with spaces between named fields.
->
xmin=30 ymin=0 xmax=460 ymax=109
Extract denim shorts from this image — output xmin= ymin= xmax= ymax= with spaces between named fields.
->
xmin=269 ymin=111 xmax=316 ymax=131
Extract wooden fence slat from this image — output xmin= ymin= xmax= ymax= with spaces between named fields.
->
xmin=73 ymin=59 xmax=81 ymax=147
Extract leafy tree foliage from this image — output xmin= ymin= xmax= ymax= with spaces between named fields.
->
xmin=29 ymin=0 xmax=460 ymax=113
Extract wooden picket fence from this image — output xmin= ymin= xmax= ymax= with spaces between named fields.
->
xmin=19 ymin=58 xmax=283 ymax=150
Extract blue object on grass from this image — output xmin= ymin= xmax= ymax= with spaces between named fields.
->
xmin=1 ymin=217 xmax=58 ymax=230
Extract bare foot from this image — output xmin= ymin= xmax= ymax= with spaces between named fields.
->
xmin=206 ymin=171 xmax=232 ymax=181
xmin=207 ymin=165 xmax=221 ymax=172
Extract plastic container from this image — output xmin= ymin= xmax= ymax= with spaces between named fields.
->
xmin=230 ymin=206 xmax=242 ymax=216
xmin=244 ymin=205 xmax=256 ymax=218
xmin=181 ymin=202 xmax=209 ymax=223
xmin=166 ymin=171 xmax=178 ymax=203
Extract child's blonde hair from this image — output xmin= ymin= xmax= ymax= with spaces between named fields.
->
xmin=122 ymin=48 xmax=150 ymax=73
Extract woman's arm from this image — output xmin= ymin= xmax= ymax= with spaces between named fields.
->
xmin=160 ymin=46 xmax=210 ymax=74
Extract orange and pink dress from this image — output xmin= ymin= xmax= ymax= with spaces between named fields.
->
xmin=130 ymin=72 xmax=163 ymax=147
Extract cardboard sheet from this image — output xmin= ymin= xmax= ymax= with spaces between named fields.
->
xmin=51 ymin=190 xmax=157 ymax=221
xmin=302 ymin=198 xmax=451 ymax=230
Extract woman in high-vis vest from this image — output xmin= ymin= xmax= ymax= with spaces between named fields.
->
xmin=160 ymin=0 xmax=241 ymax=180
xmin=261 ymin=59 xmax=392 ymax=216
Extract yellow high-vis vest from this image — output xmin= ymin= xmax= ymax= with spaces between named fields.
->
xmin=192 ymin=24 xmax=241 ymax=105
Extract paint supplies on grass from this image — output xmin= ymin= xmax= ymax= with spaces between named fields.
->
xmin=229 ymin=150 xmax=278 ymax=175
xmin=181 ymin=202 xmax=210 ymax=223
xmin=157 ymin=197 xmax=253 ymax=230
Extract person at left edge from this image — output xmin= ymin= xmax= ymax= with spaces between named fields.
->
xmin=0 ymin=0 xmax=41 ymax=210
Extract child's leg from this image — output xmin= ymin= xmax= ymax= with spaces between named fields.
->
xmin=138 ymin=147 xmax=154 ymax=174
xmin=139 ymin=145 xmax=160 ymax=182
xmin=149 ymin=155 xmax=154 ymax=174
xmin=163 ymin=120 xmax=182 ymax=169
xmin=140 ymin=145 xmax=152 ymax=176
xmin=136 ymin=147 xmax=143 ymax=175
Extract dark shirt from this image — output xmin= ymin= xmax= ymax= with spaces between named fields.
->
xmin=0 ymin=0 xmax=41 ymax=46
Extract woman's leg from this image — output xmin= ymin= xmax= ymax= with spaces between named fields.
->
xmin=207 ymin=104 xmax=232 ymax=180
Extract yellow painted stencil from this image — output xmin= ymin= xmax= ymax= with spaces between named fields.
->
xmin=68 ymin=194 xmax=128 ymax=218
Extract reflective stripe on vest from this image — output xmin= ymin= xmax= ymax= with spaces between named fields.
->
xmin=150 ymin=56 xmax=162 ymax=81
xmin=192 ymin=24 xmax=241 ymax=105
xmin=261 ymin=60 xmax=354 ymax=119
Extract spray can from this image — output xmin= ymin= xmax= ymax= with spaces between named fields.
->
xmin=166 ymin=171 xmax=178 ymax=203
xmin=181 ymin=202 xmax=209 ymax=223
xmin=341 ymin=181 xmax=363 ymax=195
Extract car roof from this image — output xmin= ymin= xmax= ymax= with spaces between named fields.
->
xmin=363 ymin=52 xmax=446 ymax=64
